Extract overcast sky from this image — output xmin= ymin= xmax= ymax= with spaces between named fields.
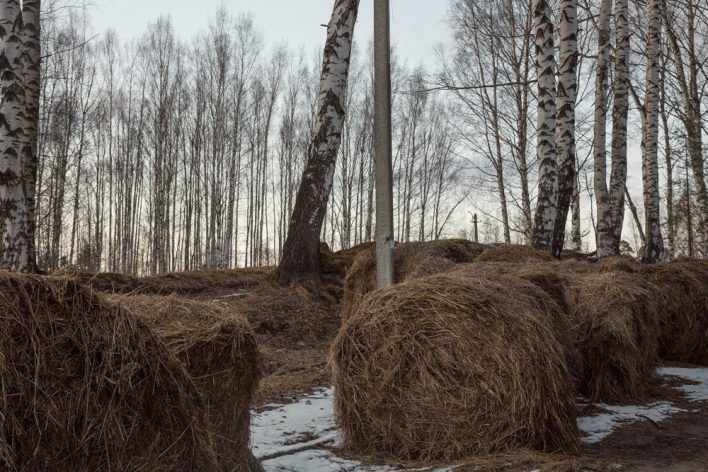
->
xmin=91 ymin=0 xmax=451 ymax=66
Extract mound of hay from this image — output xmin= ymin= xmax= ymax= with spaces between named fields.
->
xmin=562 ymin=272 xmax=659 ymax=403
xmin=332 ymin=273 xmax=580 ymax=461
xmin=645 ymin=259 xmax=708 ymax=365
xmin=474 ymin=244 xmax=553 ymax=263
xmin=109 ymin=295 xmax=263 ymax=471
xmin=592 ymin=256 xmax=640 ymax=273
xmin=79 ymin=267 xmax=272 ymax=296
xmin=0 ymin=274 xmax=221 ymax=471
xmin=342 ymin=239 xmax=485 ymax=320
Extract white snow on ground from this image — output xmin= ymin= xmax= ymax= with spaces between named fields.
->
xmin=657 ymin=367 xmax=708 ymax=401
xmin=250 ymin=368 xmax=708 ymax=470
xmin=251 ymin=388 xmax=339 ymax=459
xmin=577 ymin=402 xmax=684 ymax=444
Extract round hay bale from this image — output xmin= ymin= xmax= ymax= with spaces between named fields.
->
xmin=562 ymin=272 xmax=659 ymax=403
xmin=331 ymin=273 xmax=580 ymax=461
xmin=644 ymin=259 xmax=708 ymax=365
xmin=342 ymin=239 xmax=485 ymax=320
xmin=474 ymin=244 xmax=553 ymax=263
xmin=0 ymin=274 xmax=220 ymax=471
xmin=108 ymin=295 xmax=263 ymax=471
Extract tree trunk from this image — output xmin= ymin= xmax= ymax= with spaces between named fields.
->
xmin=609 ymin=0 xmax=629 ymax=255
xmin=0 ymin=0 xmax=29 ymax=271
xmin=593 ymin=0 xmax=614 ymax=258
xmin=551 ymin=0 xmax=578 ymax=257
xmin=277 ymin=0 xmax=360 ymax=288
xmin=641 ymin=0 xmax=665 ymax=263
xmin=21 ymin=0 xmax=39 ymax=272
xmin=531 ymin=0 xmax=557 ymax=250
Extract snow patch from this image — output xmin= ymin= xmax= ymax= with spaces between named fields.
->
xmin=657 ymin=367 xmax=708 ymax=401
xmin=577 ymin=402 xmax=684 ymax=444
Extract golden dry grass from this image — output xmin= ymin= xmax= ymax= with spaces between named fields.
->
xmin=331 ymin=271 xmax=580 ymax=461
xmin=0 ymin=274 xmax=223 ymax=471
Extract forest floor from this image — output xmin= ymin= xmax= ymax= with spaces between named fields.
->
xmin=198 ymin=276 xmax=708 ymax=472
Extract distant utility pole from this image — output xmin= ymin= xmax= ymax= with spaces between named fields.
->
xmin=474 ymin=214 xmax=479 ymax=243
xmin=374 ymin=0 xmax=395 ymax=288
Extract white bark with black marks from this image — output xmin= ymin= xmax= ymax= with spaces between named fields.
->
xmin=278 ymin=0 xmax=360 ymax=287
xmin=551 ymin=0 xmax=578 ymax=257
xmin=531 ymin=0 xmax=557 ymax=250
xmin=641 ymin=0 xmax=665 ymax=263
xmin=609 ymin=0 xmax=629 ymax=255
xmin=594 ymin=0 xmax=614 ymax=259
xmin=0 ymin=0 xmax=29 ymax=271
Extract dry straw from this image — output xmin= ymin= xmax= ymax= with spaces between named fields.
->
xmin=474 ymin=244 xmax=554 ymax=263
xmin=332 ymin=272 xmax=580 ymax=461
xmin=644 ymin=258 xmax=708 ymax=365
xmin=562 ymin=272 xmax=660 ymax=403
xmin=108 ymin=295 xmax=263 ymax=471
xmin=0 ymin=274 xmax=222 ymax=471
xmin=342 ymin=239 xmax=485 ymax=320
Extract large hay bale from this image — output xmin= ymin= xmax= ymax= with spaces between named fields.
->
xmin=332 ymin=273 xmax=580 ymax=461
xmin=474 ymin=244 xmax=553 ymax=263
xmin=562 ymin=272 xmax=659 ymax=403
xmin=645 ymin=259 xmax=708 ymax=364
xmin=109 ymin=295 xmax=263 ymax=471
xmin=342 ymin=239 xmax=485 ymax=320
xmin=0 ymin=274 xmax=221 ymax=471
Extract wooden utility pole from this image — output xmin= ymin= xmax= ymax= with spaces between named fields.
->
xmin=473 ymin=214 xmax=479 ymax=243
xmin=374 ymin=0 xmax=394 ymax=288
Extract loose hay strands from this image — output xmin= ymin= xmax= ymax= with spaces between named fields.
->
xmin=562 ymin=272 xmax=660 ymax=403
xmin=0 ymin=274 xmax=221 ymax=472
xmin=644 ymin=259 xmax=708 ymax=365
xmin=474 ymin=244 xmax=554 ymax=263
xmin=592 ymin=256 xmax=641 ymax=274
xmin=342 ymin=239 xmax=485 ymax=320
xmin=108 ymin=295 xmax=263 ymax=472
xmin=332 ymin=272 xmax=580 ymax=461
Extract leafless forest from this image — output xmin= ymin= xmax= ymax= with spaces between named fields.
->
xmin=18 ymin=0 xmax=706 ymax=275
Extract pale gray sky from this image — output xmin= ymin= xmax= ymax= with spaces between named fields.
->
xmin=91 ymin=0 xmax=451 ymax=66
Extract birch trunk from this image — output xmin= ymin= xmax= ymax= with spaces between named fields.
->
xmin=277 ymin=0 xmax=360 ymax=288
xmin=609 ymin=0 xmax=629 ymax=255
xmin=0 ymin=0 xmax=29 ymax=271
xmin=593 ymin=0 xmax=614 ymax=258
xmin=21 ymin=0 xmax=39 ymax=272
xmin=531 ymin=0 xmax=557 ymax=250
xmin=641 ymin=0 xmax=665 ymax=263
xmin=551 ymin=0 xmax=578 ymax=257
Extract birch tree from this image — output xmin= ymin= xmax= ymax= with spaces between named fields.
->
xmin=641 ymin=0 xmax=665 ymax=263
xmin=531 ymin=0 xmax=557 ymax=250
xmin=551 ymin=0 xmax=578 ymax=257
xmin=277 ymin=0 xmax=360 ymax=288
xmin=0 ymin=0 xmax=29 ymax=271
xmin=593 ymin=0 xmax=614 ymax=258
xmin=608 ymin=0 xmax=629 ymax=255
xmin=22 ymin=0 xmax=39 ymax=272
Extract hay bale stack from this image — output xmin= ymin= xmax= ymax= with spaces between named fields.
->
xmin=562 ymin=272 xmax=659 ymax=403
xmin=109 ymin=295 xmax=263 ymax=471
xmin=645 ymin=259 xmax=708 ymax=364
xmin=0 ymin=274 xmax=221 ymax=471
xmin=474 ymin=244 xmax=554 ymax=263
xmin=342 ymin=239 xmax=485 ymax=320
xmin=332 ymin=273 xmax=580 ymax=461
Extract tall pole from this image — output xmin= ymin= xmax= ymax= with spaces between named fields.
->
xmin=374 ymin=0 xmax=395 ymax=288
